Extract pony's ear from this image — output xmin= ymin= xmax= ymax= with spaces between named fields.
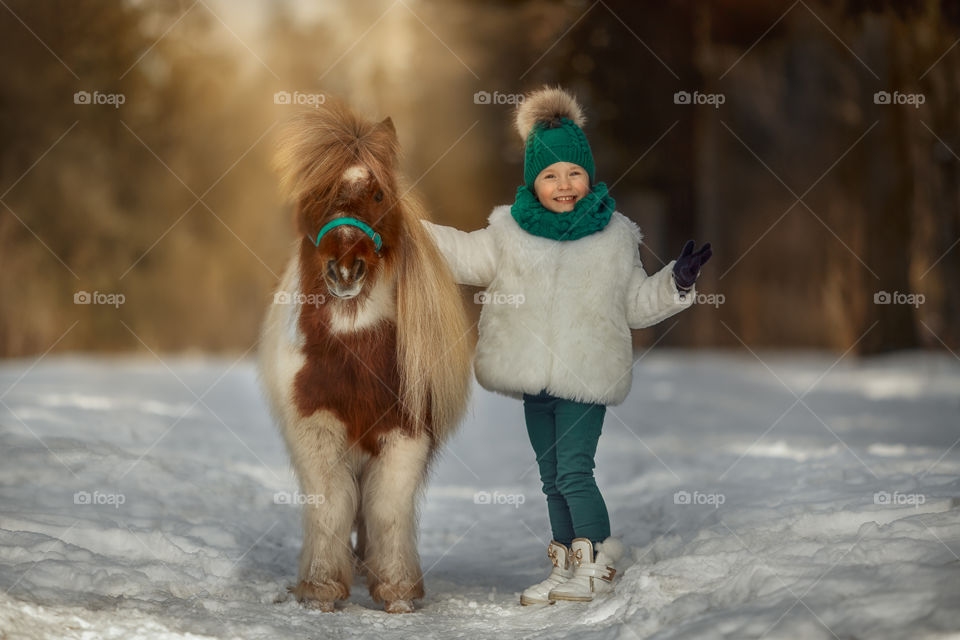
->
xmin=380 ymin=117 xmax=397 ymax=137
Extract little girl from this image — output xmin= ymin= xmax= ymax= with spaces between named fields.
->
xmin=422 ymin=87 xmax=712 ymax=605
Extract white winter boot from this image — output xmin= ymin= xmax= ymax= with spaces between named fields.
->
xmin=549 ymin=537 xmax=623 ymax=602
xmin=520 ymin=540 xmax=575 ymax=605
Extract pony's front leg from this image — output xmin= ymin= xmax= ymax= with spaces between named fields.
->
xmin=286 ymin=412 xmax=359 ymax=611
xmin=360 ymin=430 xmax=431 ymax=613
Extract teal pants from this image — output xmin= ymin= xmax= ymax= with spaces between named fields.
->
xmin=523 ymin=389 xmax=610 ymax=546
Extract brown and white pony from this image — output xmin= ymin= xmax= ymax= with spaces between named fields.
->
xmin=258 ymin=102 xmax=472 ymax=613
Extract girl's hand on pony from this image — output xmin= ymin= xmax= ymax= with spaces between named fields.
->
xmin=673 ymin=240 xmax=712 ymax=290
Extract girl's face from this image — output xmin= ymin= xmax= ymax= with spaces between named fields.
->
xmin=533 ymin=161 xmax=590 ymax=213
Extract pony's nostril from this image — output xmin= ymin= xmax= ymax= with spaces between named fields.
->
xmin=326 ymin=260 xmax=340 ymax=283
xmin=353 ymin=259 xmax=366 ymax=280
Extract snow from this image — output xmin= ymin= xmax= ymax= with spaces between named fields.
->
xmin=1 ymin=349 xmax=959 ymax=639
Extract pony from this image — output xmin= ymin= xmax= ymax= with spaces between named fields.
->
xmin=258 ymin=101 xmax=472 ymax=613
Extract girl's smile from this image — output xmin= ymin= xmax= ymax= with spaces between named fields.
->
xmin=534 ymin=161 xmax=590 ymax=213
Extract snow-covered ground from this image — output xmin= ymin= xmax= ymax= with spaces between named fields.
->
xmin=1 ymin=349 xmax=958 ymax=639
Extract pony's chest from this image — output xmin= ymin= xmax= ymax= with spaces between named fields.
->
xmin=292 ymin=324 xmax=408 ymax=454
xmin=294 ymin=324 xmax=400 ymax=405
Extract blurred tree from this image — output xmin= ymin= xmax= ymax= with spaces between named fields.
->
xmin=1 ymin=0 xmax=957 ymax=357
xmin=0 ymin=0 xmax=282 ymax=356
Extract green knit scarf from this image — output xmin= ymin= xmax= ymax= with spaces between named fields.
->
xmin=510 ymin=181 xmax=615 ymax=241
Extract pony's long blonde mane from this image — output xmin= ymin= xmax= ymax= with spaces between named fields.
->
xmin=393 ymin=188 xmax=472 ymax=444
xmin=274 ymin=102 xmax=472 ymax=445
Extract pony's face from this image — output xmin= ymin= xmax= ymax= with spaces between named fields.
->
xmin=302 ymin=165 xmax=395 ymax=300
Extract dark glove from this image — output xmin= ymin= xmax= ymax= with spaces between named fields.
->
xmin=672 ymin=240 xmax=712 ymax=290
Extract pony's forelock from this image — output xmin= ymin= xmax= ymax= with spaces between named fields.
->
xmin=274 ymin=101 xmax=400 ymax=207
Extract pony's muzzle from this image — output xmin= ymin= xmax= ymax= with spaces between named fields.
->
xmin=324 ymin=258 xmax=366 ymax=299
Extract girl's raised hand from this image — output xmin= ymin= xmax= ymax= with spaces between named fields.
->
xmin=673 ymin=240 xmax=712 ymax=290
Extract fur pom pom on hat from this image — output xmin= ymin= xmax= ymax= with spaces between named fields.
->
xmin=514 ymin=86 xmax=595 ymax=189
xmin=514 ymin=86 xmax=587 ymax=140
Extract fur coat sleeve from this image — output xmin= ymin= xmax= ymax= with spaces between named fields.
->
xmin=420 ymin=220 xmax=498 ymax=287
xmin=626 ymin=256 xmax=695 ymax=329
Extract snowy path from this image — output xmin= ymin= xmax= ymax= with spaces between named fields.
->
xmin=0 ymin=351 xmax=958 ymax=639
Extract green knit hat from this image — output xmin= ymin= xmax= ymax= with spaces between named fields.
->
xmin=516 ymin=87 xmax=595 ymax=190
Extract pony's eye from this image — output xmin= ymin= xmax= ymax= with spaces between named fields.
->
xmin=374 ymin=190 xmax=384 ymax=203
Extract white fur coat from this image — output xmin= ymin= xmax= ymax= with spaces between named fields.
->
xmin=423 ymin=205 xmax=694 ymax=406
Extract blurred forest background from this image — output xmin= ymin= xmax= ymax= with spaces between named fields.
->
xmin=1 ymin=0 xmax=958 ymax=358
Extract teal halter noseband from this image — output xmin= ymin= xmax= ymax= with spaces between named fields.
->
xmin=311 ymin=217 xmax=382 ymax=252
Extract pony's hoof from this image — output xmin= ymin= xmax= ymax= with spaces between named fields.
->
xmin=385 ymin=599 xmax=415 ymax=614
xmin=290 ymin=580 xmax=347 ymax=612
xmin=304 ymin=599 xmax=336 ymax=612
